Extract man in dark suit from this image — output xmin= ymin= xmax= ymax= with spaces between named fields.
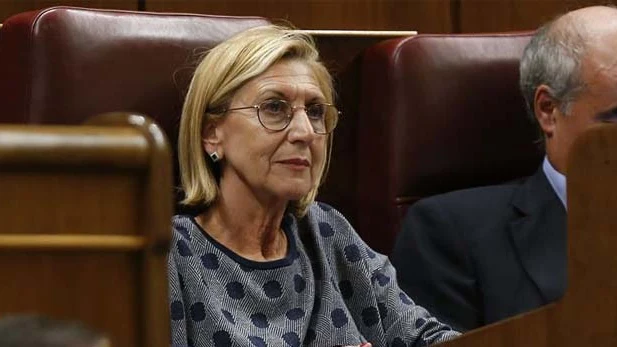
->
xmin=391 ymin=5 xmax=617 ymax=332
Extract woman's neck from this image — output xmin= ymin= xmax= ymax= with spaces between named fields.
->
xmin=197 ymin=185 xmax=289 ymax=262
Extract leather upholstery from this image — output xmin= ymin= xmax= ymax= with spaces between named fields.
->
xmin=0 ymin=6 xmax=269 ymax=128
xmin=0 ymin=6 xmax=269 ymax=206
xmin=357 ymin=33 xmax=543 ymax=254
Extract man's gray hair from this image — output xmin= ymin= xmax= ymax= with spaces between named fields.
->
xmin=519 ymin=15 xmax=588 ymax=123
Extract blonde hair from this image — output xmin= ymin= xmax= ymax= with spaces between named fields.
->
xmin=178 ymin=25 xmax=335 ymax=217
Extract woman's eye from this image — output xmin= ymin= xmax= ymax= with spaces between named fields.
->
xmin=262 ymin=100 xmax=287 ymax=114
xmin=307 ymin=104 xmax=325 ymax=119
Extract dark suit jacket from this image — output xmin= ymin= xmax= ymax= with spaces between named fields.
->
xmin=390 ymin=168 xmax=567 ymax=332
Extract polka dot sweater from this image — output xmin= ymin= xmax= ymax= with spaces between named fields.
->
xmin=168 ymin=202 xmax=459 ymax=347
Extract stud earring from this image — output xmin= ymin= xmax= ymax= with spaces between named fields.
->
xmin=209 ymin=151 xmax=221 ymax=163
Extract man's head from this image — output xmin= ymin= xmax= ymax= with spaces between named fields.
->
xmin=520 ymin=5 xmax=617 ymax=174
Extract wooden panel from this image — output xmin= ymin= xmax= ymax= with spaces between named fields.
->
xmin=1 ymin=172 xmax=141 ymax=235
xmin=0 ymin=0 xmax=137 ymax=22
xmin=0 ymin=115 xmax=172 ymax=347
xmin=458 ymin=0 xmax=612 ymax=33
xmin=146 ymin=0 xmax=452 ymax=32
xmin=0 ymin=253 xmax=140 ymax=346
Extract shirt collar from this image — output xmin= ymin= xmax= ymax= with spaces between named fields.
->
xmin=542 ymin=156 xmax=567 ymax=210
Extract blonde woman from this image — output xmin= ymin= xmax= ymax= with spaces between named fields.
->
xmin=169 ymin=25 xmax=459 ymax=347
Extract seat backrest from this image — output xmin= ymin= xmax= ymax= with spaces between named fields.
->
xmin=0 ymin=113 xmax=172 ymax=347
xmin=0 ymin=6 xmax=269 ymax=205
xmin=0 ymin=6 xmax=269 ymax=129
xmin=357 ymin=33 xmax=542 ymax=254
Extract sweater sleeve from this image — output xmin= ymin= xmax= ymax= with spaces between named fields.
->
xmin=310 ymin=203 xmax=461 ymax=346
xmin=168 ymin=243 xmax=190 ymax=347
xmin=367 ymin=250 xmax=461 ymax=346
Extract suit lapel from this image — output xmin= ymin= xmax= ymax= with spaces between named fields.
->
xmin=508 ymin=167 xmax=567 ymax=302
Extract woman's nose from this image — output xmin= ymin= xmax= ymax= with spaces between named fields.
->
xmin=287 ymin=107 xmax=316 ymax=138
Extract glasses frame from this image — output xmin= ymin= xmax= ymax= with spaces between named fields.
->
xmin=222 ymin=99 xmax=341 ymax=135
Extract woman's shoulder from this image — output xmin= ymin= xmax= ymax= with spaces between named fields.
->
xmin=307 ymin=202 xmax=349 ymax=223
xmin=172 ymin=214 xmax=192 ymax=223
xmin=304 ymin=201 xmax=360 ymax=242
xmin=170 ymin=214 xmax=197 ymax=242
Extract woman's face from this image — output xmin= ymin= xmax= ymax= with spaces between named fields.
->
xmin=205 ymin=59 xmax=328 ymax=205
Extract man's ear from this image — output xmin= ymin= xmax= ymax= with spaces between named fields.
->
xmin=202 ymin=121 xmax=223 ymax=157
xmin=534 ymin=85 xmax=561 ymax=139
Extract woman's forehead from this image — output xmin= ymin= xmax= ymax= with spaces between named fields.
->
xmin=241 ymin=61 xmax=324 ymax=99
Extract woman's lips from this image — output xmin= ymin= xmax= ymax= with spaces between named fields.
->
xmin=278 ymin=158 xmax=310 ymax=167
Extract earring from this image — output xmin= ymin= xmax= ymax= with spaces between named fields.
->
xmin=209 ymin=151 xmax=221 ymax=163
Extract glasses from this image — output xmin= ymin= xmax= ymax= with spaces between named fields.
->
xmin=223 ymin=99 xmax=341 ymax=135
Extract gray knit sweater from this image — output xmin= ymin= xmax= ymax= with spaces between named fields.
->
xmin=168 ymin=202 xmax=459 ymax=347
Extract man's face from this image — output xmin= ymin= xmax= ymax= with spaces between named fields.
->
xmin=547 ymin=38 xmax=617 ymax=173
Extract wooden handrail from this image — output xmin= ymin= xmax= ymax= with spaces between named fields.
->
xmin=0 ymin=235 xmax=146 ymax=251
xmin=295 ymin=29 xmax=417 ymax=37
xmin=0 ymin=125 xmax=149 ymax=168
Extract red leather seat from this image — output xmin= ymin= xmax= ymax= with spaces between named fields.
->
xmin=0 ymin=6 xmax=269 ymax=128
xmin=0 ymin=6 xmax=269 ymax=206
xmin=357 ymin=33 xmax=542 ymax=254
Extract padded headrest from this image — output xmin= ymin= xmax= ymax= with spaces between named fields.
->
xmin=0 ymin=6 xmax=269 ymax=141
xmin=357 ymin=33 xmax=543 ymax=253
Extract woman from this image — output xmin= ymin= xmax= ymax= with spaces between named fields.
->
xmin=170 ymin=25 xmax=459 ymax=347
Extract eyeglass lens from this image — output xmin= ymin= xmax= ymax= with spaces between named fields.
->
xmin=257 ymin=100 xmax=337 ymax=134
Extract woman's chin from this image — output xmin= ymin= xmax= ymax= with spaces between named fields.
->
xmin=279 ymin=186 xmax=312 ymax=202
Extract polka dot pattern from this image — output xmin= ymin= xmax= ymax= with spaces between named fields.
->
xmin=190 ymin=302 xmax=206 ymax=322
xmin=285 ymin=308 xmax=304 ymax=320
xmin=226 ymin=281 xmax=245 ymax=299
xmin=399 ymin=292 xmax=413 ymax=305
xmin=319 ymin=222 xmax=335 ymax=237
xmin=331 ymin=308 xmax=349 ymax=328
xmin=282 ymin=332 xmax=300 ymax=347
xmin=293 ymin=275 xmax=306 ymax=293
xmin=201 ymin=253 xmax=220 ymax=270
xmin=250 ymin=313 xmax=269 ymax=328
xmin=372 ymin=271 xmax=391 ymax=286
xmin=263 ymin=280 xmax=283 ymax=298
xmin=169 ymin=207 xmax=458 ymax=347
xmin=366 ymin=247 xmax=377 ymax=259
xmin=248 ymin=336 xmax=267 ymax=347
xmin=177 ymin=225 xmax=191 ymax=241
xmin=318 ymin=202 xmax=332 ymax=211
xmin=221 ymin=309 xmax=235 ymax=324
xmin=344 ymin=244 xmax=362 ymax=262
xmin=177 ymin=240 xmax=192 ymax=257
xmin=170 ymin=300 xmax=184 ymax=321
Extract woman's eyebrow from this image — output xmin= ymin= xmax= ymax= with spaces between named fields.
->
xmin=256 ymin=90 xmax=288 ymax=100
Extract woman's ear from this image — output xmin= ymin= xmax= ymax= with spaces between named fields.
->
xmin=202 ymin=121 xmax=224 ymax=159
xmin=534 ymin=85 xmax=560 ymax=139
